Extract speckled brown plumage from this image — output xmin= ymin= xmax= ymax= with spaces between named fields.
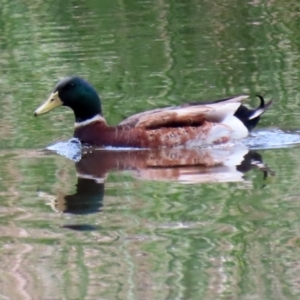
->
xmin=74 ymin=119 xmax=229 ymax=148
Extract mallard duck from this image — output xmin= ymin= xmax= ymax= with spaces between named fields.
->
xmin=34 ymin=77 xmax=272 ymax=148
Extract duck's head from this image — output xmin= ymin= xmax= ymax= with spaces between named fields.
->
xmin=34 ymin=77 xmax=102 ymax=122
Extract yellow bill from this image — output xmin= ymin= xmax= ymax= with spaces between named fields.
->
xmin=34 ymin=91 xmax=63 ymax=116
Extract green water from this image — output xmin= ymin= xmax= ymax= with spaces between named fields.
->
xmin=1 ymin=0 xmax=300 ymax=299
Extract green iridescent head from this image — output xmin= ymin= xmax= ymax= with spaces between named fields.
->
xmin=34 ymin=77 xmax=102 ymax=122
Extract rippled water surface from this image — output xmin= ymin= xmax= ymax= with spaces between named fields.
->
xmin=2 ymin=0 xmax=300 ymax=299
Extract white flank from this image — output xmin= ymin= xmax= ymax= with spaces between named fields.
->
xmin=206 ymin=102 xmax=241 ymax=122
xmin=187 ymin=115 xmax=249 ymax=147
xmin=222 ymin=115 xmax=249 ymax=139
xmin=74 ymin=114 xmax=106 ymax=128
xmin=186 ymin=124 xmax=232 ymax=147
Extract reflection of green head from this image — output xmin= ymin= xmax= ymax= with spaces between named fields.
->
xmin=63 ymin=177 xmax=104 ymax=215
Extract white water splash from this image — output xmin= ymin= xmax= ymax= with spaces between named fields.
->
xmin=244 ymin=129 xmax=300 ymax=149
xmin=46 ymin=138 xmax=82 ymax=161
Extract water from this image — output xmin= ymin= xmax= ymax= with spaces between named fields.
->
xmin=1 ymin=0 xmax=300 ymax=299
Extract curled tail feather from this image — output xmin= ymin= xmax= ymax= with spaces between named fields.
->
xmin=234 ymin=95 xmax=272 ymax=132
xmin=248 ymin=95 xmax=273 ymax=120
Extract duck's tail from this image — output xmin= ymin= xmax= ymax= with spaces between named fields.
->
xmin=235 ymin=95 xmax=272 ymax=132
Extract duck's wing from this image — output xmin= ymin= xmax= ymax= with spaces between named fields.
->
xmin=119 ymin=107 xmax=172 ymax=128
xmin=119 ymin=95 xmax=249 ymax=129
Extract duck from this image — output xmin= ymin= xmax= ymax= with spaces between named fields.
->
xmin=34 ymin=76 xmax=272 ymax=148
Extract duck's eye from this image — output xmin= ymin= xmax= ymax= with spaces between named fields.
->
xmin=50 ymin=98 xmax=54 ymax=102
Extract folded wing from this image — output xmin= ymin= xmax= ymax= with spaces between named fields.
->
xmin=119 ymin=95 xmax=249 ymax=129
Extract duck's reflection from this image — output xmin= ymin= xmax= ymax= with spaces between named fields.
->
xmin=47 ymin=146 xmax=272 ymax=219
xmin=57 ymin=177 xmax=104 ymax=214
